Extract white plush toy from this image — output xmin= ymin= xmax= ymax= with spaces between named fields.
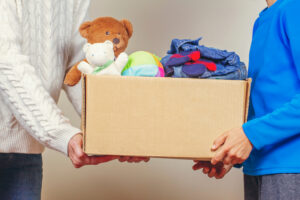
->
xmin=78 ymin=40 xmax=128 ymax=75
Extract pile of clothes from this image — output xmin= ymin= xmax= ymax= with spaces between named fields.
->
xmin=161 ymin=37 xmax=247 ymax=80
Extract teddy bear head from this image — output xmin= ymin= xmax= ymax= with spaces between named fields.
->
xmin=83 ymin=41 xmax=115 ymax=67
xmin=79 ymin=17 xmax=133 ymax=57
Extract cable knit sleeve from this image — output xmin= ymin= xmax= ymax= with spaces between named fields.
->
xmin=63 ymin=0 xmax=90 ymax=115
xmin=0 ymin=1 xmax=81 ymax=155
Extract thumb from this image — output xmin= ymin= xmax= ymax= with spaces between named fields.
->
xmin=212 ymin=132 xmax=228 ymax=151
xmin=70 ymin=134 xmax=85 ymax=158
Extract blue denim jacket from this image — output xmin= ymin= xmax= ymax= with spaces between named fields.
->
xmin=163 ymin=38 xmax=247 ymax=80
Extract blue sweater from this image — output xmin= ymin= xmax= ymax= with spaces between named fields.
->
xmin=242 ymin=0 xmax=300 ymax=176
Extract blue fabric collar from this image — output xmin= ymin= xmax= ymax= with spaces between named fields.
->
xmin=259 ymin=0 xmax=285 ymax=19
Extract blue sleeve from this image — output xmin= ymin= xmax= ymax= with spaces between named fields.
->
xmin=242 ymin=1 xmax=300 ymax=150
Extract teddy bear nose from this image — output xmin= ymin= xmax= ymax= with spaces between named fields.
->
xmin=113 ymin=38 xmax=120 ymax=44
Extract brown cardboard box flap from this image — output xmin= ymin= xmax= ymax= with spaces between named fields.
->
xmin=82 ymin=75 xmax=251 ymax=160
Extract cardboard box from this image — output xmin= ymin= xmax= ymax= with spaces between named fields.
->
xmin=82 ymin=75 xmax=251 ymax=160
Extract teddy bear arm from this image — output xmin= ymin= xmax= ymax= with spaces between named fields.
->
xmin=64 ymin=59 xmax=87 ymax=86
xmin=114 ymin=52 xmax=129 ymax=73
xmin=78 ymin=61 xmax=94 ymax=74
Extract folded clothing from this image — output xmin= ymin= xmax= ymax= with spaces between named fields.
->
xmin=122 ymin=51 xmax=165 ymax=77
xmin=165 ymin=51 xmax=201 ymax=66
xmin=164 ymin=51 xmax=217 ymax=77
xmin=161 ymin=38 xmax=247 ymax=80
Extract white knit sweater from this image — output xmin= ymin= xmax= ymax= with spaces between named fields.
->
xmin=0 ymin=0 xmax=90 ymax=155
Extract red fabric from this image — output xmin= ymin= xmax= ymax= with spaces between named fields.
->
xmin=185 ymin=60 xmax=217 ymax=71
xmin=171 ymin=54 xmax=185 ymax=58
xmin=167 ymin=51 xmax=216 ymax=72
xmin=196 ymin=60 xmax=217 ymax=71
xmin=188 ymin=51 xmax=201 ymax=61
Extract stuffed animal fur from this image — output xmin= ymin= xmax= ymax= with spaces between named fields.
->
xmin=78 ymin=41 xmax=128 ymax=75
xmin=64 ymin=17 xmax=133 ymax=86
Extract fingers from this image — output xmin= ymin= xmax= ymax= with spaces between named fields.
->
xmin=88 ymin=156 xmax=119 ymax=165
xmin=193 ymin=160 xmax=229 ymax=179
xmin=213 ymin=127 xmax=252 ymax=166
xmin=126 ymin=157 xmax=136 ymax=163
xmin=193 ymin=161 xmax=223 ymax=171
xmin=69 ymin=146 xmax=86 ymax=168
xmin=68 ymin=134 xmax=151 ymax=167
xmin=223 ymin=154 xmax=233 ymax=165
xmin=119 ymin=156 xmax=150 ymax=163
xmin=193 ymin=162 xmax=213 ymax=176
xmin=68 ymin=134 xmax=150 ymax=167
xmin=215 ymin=167 xmax=227 ymax=179
xmin=135 ymin=157 xmax=150 ymax=162
xmin=203 ymin=167 xmax=210 ymax=174
xmin=208 ymin=167 xmax=216 ymax=178
xmin=87 ymin=156 xmax=149 ymax=165
xmin=72 ymin=155 xmax=118 ymax=168
xmin=212 ymin=132 xmax=228 ymax=151
xmin=70 ymin=155 xmax=82 ymax=168
xmin=217 ymin=164 xmax=233 ymax=179
xmin=211 ymin=146 xmax=228 ymax=165
xmin=119 ymin=156 xmax=130 ymax=162
xmin=222 ymin=148 xmax=246 ymax=165
xmin=192 ymin=161 xmax=211 ymax=170
xmin=210 ymin=133 xmax=229 ymax=165
xmin=68 ymin=134 xmax=86 ymax=168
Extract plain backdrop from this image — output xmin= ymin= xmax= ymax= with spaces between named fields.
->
xmin=42 ymin=0 xmax=266 ymax=199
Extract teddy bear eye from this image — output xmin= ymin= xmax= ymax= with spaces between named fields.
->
xmin=106 ymin=31 xmax=110 ymax=35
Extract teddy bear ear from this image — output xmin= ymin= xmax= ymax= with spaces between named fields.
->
xmin=120 ymin=19 xmax=133 ymax=39
xmin=79 ymin=21 xmax=92 ymax=38
xmin=83 ymin=43 xmax=91 ymax=53
xmin=104 ymin=40 xmax=113 ymax=49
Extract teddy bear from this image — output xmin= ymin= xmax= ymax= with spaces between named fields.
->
xmin=64 ymin=17 xmax=133 ymax=86
xmin=78 ymin=41 xmax=128 ymax=75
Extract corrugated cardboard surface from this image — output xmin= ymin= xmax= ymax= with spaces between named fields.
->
xmin=82 ymin=75 xmax=251 ymax=160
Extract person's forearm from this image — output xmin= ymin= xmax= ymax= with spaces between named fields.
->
xmin=243 ymin=93 xmax=300 ymax=150
xmin=0 ymin=59 xmax=80 ymax=154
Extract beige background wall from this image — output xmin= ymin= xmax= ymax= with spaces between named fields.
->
xmin=42 ymin=0 xmax=266 ymax=199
